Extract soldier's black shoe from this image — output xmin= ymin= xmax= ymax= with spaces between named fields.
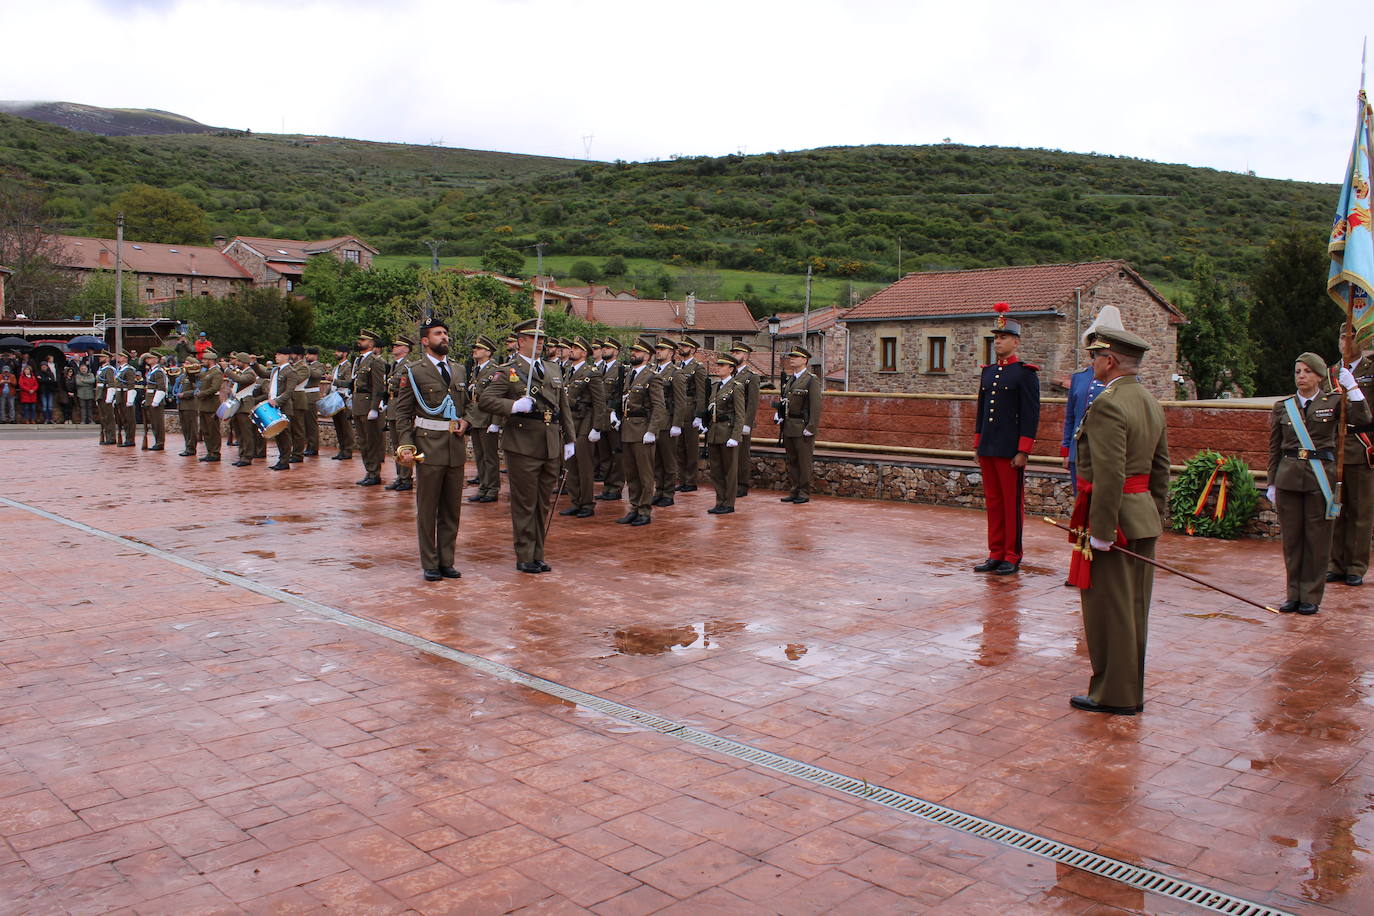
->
xmin=1070 ymin=695 xmax=1138 ymax=716
xmin=331 ymin=453 xmax=346 ymax=460
xmin=652 ymin=497 xmax=674 ymax=507
xmin=356 ymin=476 xmax=381 ymax=485
xmin=630 ymin=515 xmax=651 ymax=526
xmin=559 ymin=507 xmax=580 ymax=516
xmin=439 ymin=566 xmax=462 ymax=579
xmin=707 ymin=506 xmax=735 ymax=515
xmin=538 ymin=562 xmax=551 ymax=572
xmin=255 ymin=451 xmax=267 ymax=459
xmin=1297 ymin=603 xmax=1319 ymax=615
xmin=147 ymin=445 xmax=164 ymax=451
xmin=270 ymin=462 xmax=291 ymax=471
xmin=791 ymin=496 xmax=810 ymax=504
xmin=596 ymin=489 xmax=622 ymax=501
xmin=573 ymin=507 xmax=594 ymax=518
xmin=616 ymin=512 xmax=639 ymax=524
xmin=179 ymin=450 xmax=196 ymax=456
xmin=467 ymin=493 xmax=486 ymax=502
xmin=1278 ymin=600 xmax=1299 ymax=613
xmin=385 ymin=480 xmax=403 ymax=490
xmin=973 ymin=558 xmax=1000 ymax=572
xmin=466 ymin=477 xmax=480 ymax=485
xmin=594 ymin=472 xmax=605 ymax=482
xmin=779 ymin=495 xmax=797 ymax=503
xmin=477 ymin=494 xmax=497 ymax=503
xmin=993 ymin=561 xmax=1018 ymax=575
xmin=1326 ymin=571 xmax=1343 ymax=582
xmin=119 ymin=442 xmax=135 ymax=447
xmin=1346 ymin=575 xmax=1364 ymax=586
xmin=199 ymin=455 xmax=219 ymax=462
xmin=232 ymin=461 xmax=251 ymax=467
xmin=423 ymin=568 xmax=443 ymax=582
xmin=736 ymin=489 xmax=749 ymax=498
xmin=288 ymin=456 xmax=303 ymax=463
xmin=516 ymin=561 xmax=543 ymax=574
xmin=387 ymin=480 xmax=412 ymax=492
xmin=303 ymin=450 xmax=318 ymax=457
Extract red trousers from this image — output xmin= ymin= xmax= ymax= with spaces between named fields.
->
xmin=978 ymin=455 xmax=1025 ymax=564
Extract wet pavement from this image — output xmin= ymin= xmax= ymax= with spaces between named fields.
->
xmin=2 ymin=439 xmax=1372 ymax=914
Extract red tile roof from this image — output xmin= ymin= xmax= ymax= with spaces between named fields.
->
xmin=843 ymin=260 xmax=1183 ymax=324
xmin=765 ymin=305 xmax=847 ymax=337
xmin=571 ymin=298 xmax=756 ymax=333
xmin=232 ymin=235 xmax=377 ymax=262
xmin=56 ymin=236 xmax=252 ymax=279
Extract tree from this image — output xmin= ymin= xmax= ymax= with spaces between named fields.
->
xmin=95 ymin=185 xmax=209 ymax=245
xmin=603 ymin=254 xmax=627 ymax=277
xmin=480 ymin=243 xmax=524 ymax=278
xmin=385 ymin=272 xmax=528 ymax=348
xmin=182 ymin=288 xmax=291 ymax=356
xmin=1178 ymin=256 xmax=1255 ymax=399
xmin=570 ymin=260 xmax=599 ymax=283
xmin=301 ymin=257 xmax=411 ymax=347
xmin=1249 ymin=225 xmax=1338 ymax=395
xmin=68 ymin=271 xmax=145 ymax=319
xmin=0 ymin=181 xmax=78 ymax=318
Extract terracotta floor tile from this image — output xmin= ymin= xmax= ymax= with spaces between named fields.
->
xmin=510 ymin=847 xmax=641 ymax=907
xmin=203 ymin=842 xmax=350 ymax=902
xmin=409 ymin=864 xmax=553 ymax=915
xmin=319 ymin=825 xmax=436 ymax=881
xmin=630 ymin=840 xmax=755 ymax=899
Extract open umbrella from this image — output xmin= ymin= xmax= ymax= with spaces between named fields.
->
xmin=65 ymin=335 xmax=108 ymax=352
xmin=0 ymin=336 xmax=33 ymax=351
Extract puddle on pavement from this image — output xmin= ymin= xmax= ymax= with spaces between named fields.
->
xmin=1183 ymin=611 xmax=1263 ymax=625
xmin=349 ymin=560 xmax=374 ymax=569
xmin=237 ymin=513 xmax=314 ymax=526
xmin=609 ymin=619 xmax=745 ymax=656
xmin=243 ymin=550 xmax=276 ymax=559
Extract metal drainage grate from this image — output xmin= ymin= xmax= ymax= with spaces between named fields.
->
xmin=2 ymin=496 xmax=1294 ymax=916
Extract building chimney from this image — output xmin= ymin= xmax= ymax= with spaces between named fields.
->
xmin=213 ymin=236 xmax=227 ymax=250
xmin=684 ymin=293 xmax=697 ymax=328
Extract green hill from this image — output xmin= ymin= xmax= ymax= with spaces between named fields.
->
xmin=0 ymin=101 xmax=224 ymax=136
xmin=0 ymin=111 xmax=1338 ymax=287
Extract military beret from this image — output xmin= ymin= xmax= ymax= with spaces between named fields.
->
xmin=1295 ymin=351 xmax=1328 ymax=378
xmin=276 ymin=345 xmax=293 ymax=355
xmin=420 ymin=318 xmax=448 ymax=336
xmin=332 ymin=343 xmax=351 ymax=353
xmin=304 ymin=346 xmax=319 ymax=355
xmin=1087 ymin=327 xmax=1151 ymax=359
xmin=202 ymin=350 xmax=220 ymax=361
xmin=182 ymin=357 xmax=202 ymax=370
xmin=729 ymin=341 xmax=754 ymax=354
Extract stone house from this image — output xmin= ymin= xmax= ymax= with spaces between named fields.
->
xmin=55 ymin=236 xmax=253 ymax=308
xmin=567 ymin=294 xmax=757 ymax=351
xmin=752 ymin=306 xmax=852 ymax=388
xmin=0 ymin=266 xmax=10 ymax=316
xmin=217 ymin=236 xmax=378 ymax=294
xmin=840 ymin=261 xmax=1185 ymax=398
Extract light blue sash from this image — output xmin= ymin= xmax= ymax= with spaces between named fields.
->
xmin=406 ymin=365 xmax=459 ymax=421
xmin=1283 ymin=396 xmax=1341 ymax=520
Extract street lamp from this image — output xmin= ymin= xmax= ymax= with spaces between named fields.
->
xmin=767 ymin=315 xmax=781 ymax=389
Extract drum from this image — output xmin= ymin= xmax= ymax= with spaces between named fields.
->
xmin=250 ymin=401 xmax=289 ymax=438
xmin=317 ymin=390 xmax=345 ymax=418
xmin=215 ymin=397 xmax=240 ymax=421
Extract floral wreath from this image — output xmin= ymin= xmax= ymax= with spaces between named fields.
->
xmin=1168 ymin=450 xmax=1259 ymax=540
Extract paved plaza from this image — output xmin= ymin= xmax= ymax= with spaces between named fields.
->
xmin=1 ymin=434 xmax=1372 ymax=914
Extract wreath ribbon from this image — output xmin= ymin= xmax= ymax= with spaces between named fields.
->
xmin=1186 ymin=456 xmax=1227 ymax=535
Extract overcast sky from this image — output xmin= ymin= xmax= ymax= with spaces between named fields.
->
xmin=6 ymin=0 xmax=1371 ymax=184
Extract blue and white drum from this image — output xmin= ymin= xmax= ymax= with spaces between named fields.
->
xmin=215 ymin=397 xmax=240 ymax=421
xmin=250 ymin=401 xmax=289 ymax=438
xmin=317 ymin=390 xmax=345 ymax=418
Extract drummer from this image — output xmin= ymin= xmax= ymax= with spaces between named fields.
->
xmin=226 ymin=353 xmax=262 ymax=467
xmin=264 ymin=346 xmax=300 ymax=471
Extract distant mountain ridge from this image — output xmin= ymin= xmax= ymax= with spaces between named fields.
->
xmin=0 ymin=101 xmax=231 ymax=136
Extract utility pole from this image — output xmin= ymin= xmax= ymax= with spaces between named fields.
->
xmin=534 ymin=241 xmax=545 ymax=285
xmin=896 ymin=239 xmax=902 ymax=279
xmin=114 ymin=213 xmax=124 ymax=353
xmin=424 ymin=240 xmax=444 ymax=271
xmin=802 ymin=264 xmax=812 ymax=370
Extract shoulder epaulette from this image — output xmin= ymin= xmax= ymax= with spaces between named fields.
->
xmin=1022 ymin=363 xmax=1040 ymax=372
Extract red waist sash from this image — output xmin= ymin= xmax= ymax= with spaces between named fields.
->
xmin=1066 ymin=474 xmax=1149 ymax=588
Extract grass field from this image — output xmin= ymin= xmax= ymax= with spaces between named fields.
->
xmin=372 ymin=254 xmax=888 ymax=312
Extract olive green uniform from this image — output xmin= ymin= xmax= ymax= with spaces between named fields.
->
xmin=479 ymin=358 xmax=576 ymax=566
xmin=194 ymin=363 xmax=224 ymax=459
xmin=1330 ymin=356 xmax=1374 ymax=581
xmin=1270 ymin=390 xmax=1372 ymax=606
xmin=779 ymin=367 xmax=822 ymax=499
xmin=265 ymin=361 xmax=300 ymax=465
xmin=733 ymin=364 xmax=761 ymax=496
xmin=329 ymin=359 xmax=356 ymax=457
xmin=114 ymin=361 xmax=140 ymax=446
xmin=1075 ymin=375 xmax=1171 ymax=710
xmin=651 ymin=362 xmax=688 ymax=502
xmin=676 ymin=357 xmax=709 ymax=488
xmin=706 ymin=373 xmax=746 ymax=510
xmin=95 ymin=362 xmax=117 ymax=444
xmin=386 ymin=358 xmax=415 ymax=484
xmin=394 ymin=356 xmax=470 ymax=571
xmin=619 ymin=364 xmax=667 ymax=519
xmin=596 ymin=359 xmax=626 ymax=495
xmin=564 ymin=360 xmax=608 ymax=511
xmin=288 ymin=358 xmax=309 ymax=461
xmin=176 ymin=370 xmax=201 ymax=455
xmin=141 ymin=363 xmax=170 ymax=449
xmin=301 ymin=359 xmax=327 ymax=454
xmin=351 ymin=350 xmax=387 ymax=479
xmin=463 ymin=360 xmax=503 ymax=500
xmin=226 ymin=365 xmax=261 ymax=464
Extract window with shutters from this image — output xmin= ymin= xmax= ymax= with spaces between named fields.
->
xmin=879 ymin=337 xmax=898 ymax=372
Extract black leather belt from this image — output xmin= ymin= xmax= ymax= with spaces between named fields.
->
xmin=1283 ymin=448 xmax=1334 ymax=461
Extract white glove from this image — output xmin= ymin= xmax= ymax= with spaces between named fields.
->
xmin=1267 ymin=485 xmax=1277 ymax=504
xmin=1341 ymin=367 xmax=1365 ymax=401
xmin=487 ymin=424 xmax=501 ymax=434
xmin=589 ymin=429 xmax=601 ymax=443
xmin=367 ymin=409 xmax=378 ymax=420
xmin=670 ymin=425 xmax=681 ymax=437
xmin=105 ymin=390 xmax=117 ymax=404
xmin=1089 ymin=536 xmax=1113 ymax=552
xmin=742 ymin=425 xmax=751 ymax=435
xmin=152 ymin=390 xmax=165 ymax=407
xmin=563 ymin=442 xmax=575 ymax=461
xmin=610 ymin=410 xmax=621 ymax=430
xmin=692 ymin=418 xmax=705 ymax=432
xmin=125 ymin=390 xmax=137 ymax=406
xmin=726 ymin=438 xmax=738 ymax=448
xmin=644 ymin=431 xmax=657 ymax=444
xmin=802 ymin=429 xmax=813 ymax=437
xmin=511 ymin=396 xmax=534 ymax=414
xmin=773 ymin=413 xmax=781 ymax=424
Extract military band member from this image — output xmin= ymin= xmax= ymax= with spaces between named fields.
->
xmin=616 ymin=338 xmax=667 ymax=526
xmin=559 ymin=337 xmax=608 ymax=518
xmin=504 ymin=333 xmax=518 ymax=360
xmin=729 ymin=342 xmax=760 ymax=498
xmin=1070 ymin=327 xmax=1170 ymax=716
xmin=972 ymin=308 xmax=1040 ymax=574
xmin=329 ymin=345 xmax=356 ymax=459
xmin=394 ymin=319 xmax=470 ymax=581
xmin=351 ymin=330 xmax=388 ymax=486
xmin=385 ymin=336 xmax=417 ymax=492
xmin=140 ymin=353 xmax=169 ymax=450
xmin=301 ymin=347 xmax=327 ymax=456
xmin=705 ymin=353 xmax=746 ymax=514
xmin=777 ymin=345 xmax=822 ymax=504
xmin=113 ymin=349 xmax=140 ymax=447
xmin=478 ymin=318 xmax=576 ymax=573
xmin=1329 ymin=328 xmax=1374 ymax=587
xmin=463 ymin=335 xmax=503 ymax=503
xmin=674 ymin=336 xmax=710 ymax=492
xmin=650 ymin=339 xmax=688 ymax=507
xmin=225 ymin=353 xmax=261 ymax=466
xmin=595 ymin=337 xmax=626 ymax=501
xmin=95 ymin=351 xmax=117 ymax=445
xmin=265 ymin=346 xmax=300 ymax=471
xmin=176 ymin=359 xmax=202 ymax=456
xmin=282 ymin=346 xmax=307 ymax=462
xmin=250 ymin=356 xmax=269 ymax=458
xmin=1268 ymin=352 xmax=1370 ymax=614
xmin=190 ymin=349 xmax=222 ymax=462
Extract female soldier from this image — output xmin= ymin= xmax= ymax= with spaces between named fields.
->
xmin=1267 ymin=352 xmax=1369 ymax=614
